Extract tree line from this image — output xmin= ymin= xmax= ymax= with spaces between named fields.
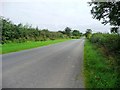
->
xmin=1 ymin=17 xmax=82 ymax=44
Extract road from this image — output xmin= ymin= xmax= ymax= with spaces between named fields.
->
xmin=2 ymin=38 xmax=85 ymax=88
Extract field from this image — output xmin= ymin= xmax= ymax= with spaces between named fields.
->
xmin=1 ymin=39 xmax=70 ymax=54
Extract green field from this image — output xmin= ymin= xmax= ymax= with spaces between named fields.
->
xmin=1 ymin=39 xmax=70 ymax=54
xmin=84 ymin=40 xmax=118 ymax=88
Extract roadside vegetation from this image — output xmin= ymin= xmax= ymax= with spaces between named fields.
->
xmin=84 ymin=1 xmax=120 ymax=88
xmin=1 ymin=39 xmax=70 ymax=54
xmin=84 ymin=36 xmax=120 ymax=88
xmin=1 ymin=17 xmax=82 ymax=54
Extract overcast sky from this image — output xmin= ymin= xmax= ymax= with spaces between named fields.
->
xmin=1 ymin=0 xmax=111 ymax=33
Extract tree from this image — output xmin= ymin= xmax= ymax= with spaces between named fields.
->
xmin=58 ymin=31 xmax=66 ymax=34
xmin=88 ymin=1 xmax=120 ymax=26
xmin=85 ymin=29 xmax=92 ymax=39
xmin=64 ymin=27 xmax=72 ymax=37
xmin=72 ymin=30 xmax=80 ymax=36
xmin=72 ymin=30 xmax=82 ymax=39
xmin=110 ymin=27 xmax=119 ymax=34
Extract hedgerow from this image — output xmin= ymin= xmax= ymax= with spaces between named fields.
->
xmin=89 ymin=33 xmax=120 ymax=87
xmin=90 ymin=33 xmax=120 ymax=54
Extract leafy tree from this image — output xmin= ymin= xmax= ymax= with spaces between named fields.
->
xmin=58 ymin=31 xmax=66 ymax=34
xmin=110 ymin=27 xmax=119 ymax=34
xmin=71 ymin=30 xmax=82 ymax=39
xmin=1 ymin=16 xmax=84 ymax=44
xmin=64 ymin=27 xmax=72 ymax=37
xmin=88 ymin=1 xmax=120 ymax=26
xmin=72 ymin=30 xmax=80 ymax=36
xmin=85 ymin=29 xmax=92 ymax=39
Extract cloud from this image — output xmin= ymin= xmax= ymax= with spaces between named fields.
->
xmin=2 ymin=0 xmax=111 ymax=33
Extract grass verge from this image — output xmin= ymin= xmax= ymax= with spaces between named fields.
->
xmin=0 ymin=39 xmax=70 ymax=54
xmin=84 ymin=40 xmax=118 ymax=88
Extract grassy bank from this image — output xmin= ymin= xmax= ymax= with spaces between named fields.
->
xmin=84 ymin=40 xmax=118 ymax=88
xmin=1 ymin=39 xmax=70 ymax=54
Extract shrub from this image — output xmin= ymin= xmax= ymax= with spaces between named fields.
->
xmin=90 ymin=33 xmax=120 ymax=54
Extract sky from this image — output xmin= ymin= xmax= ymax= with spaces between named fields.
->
xmin=1 ymin=0 xmax=111 ymax=33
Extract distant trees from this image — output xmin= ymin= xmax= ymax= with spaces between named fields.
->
xmin=85 ymin=29 xmax=92 ymax=39
xmin=1 ymin=17 xmax=66 ymax=44
xmin=72 ymin=30 xmax=82 ymax=39
xmin=1 ymin=17 xmax=82 ymax=44
xmin=64 ymin=27 xmax=72 ymax=37
xmin=72 ymin=30 xmax=80 ymax=36
xmin=59 ymin=27 xmax=82 ymax=39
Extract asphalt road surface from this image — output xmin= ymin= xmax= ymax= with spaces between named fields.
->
xmin=2 ymin=38 xmax=85 ymax=88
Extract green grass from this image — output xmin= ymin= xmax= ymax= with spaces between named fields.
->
xmin=84 ymin=40 xmax=118 ymax=88
xmin=0 ymin=39 xmax=70 ymax=54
